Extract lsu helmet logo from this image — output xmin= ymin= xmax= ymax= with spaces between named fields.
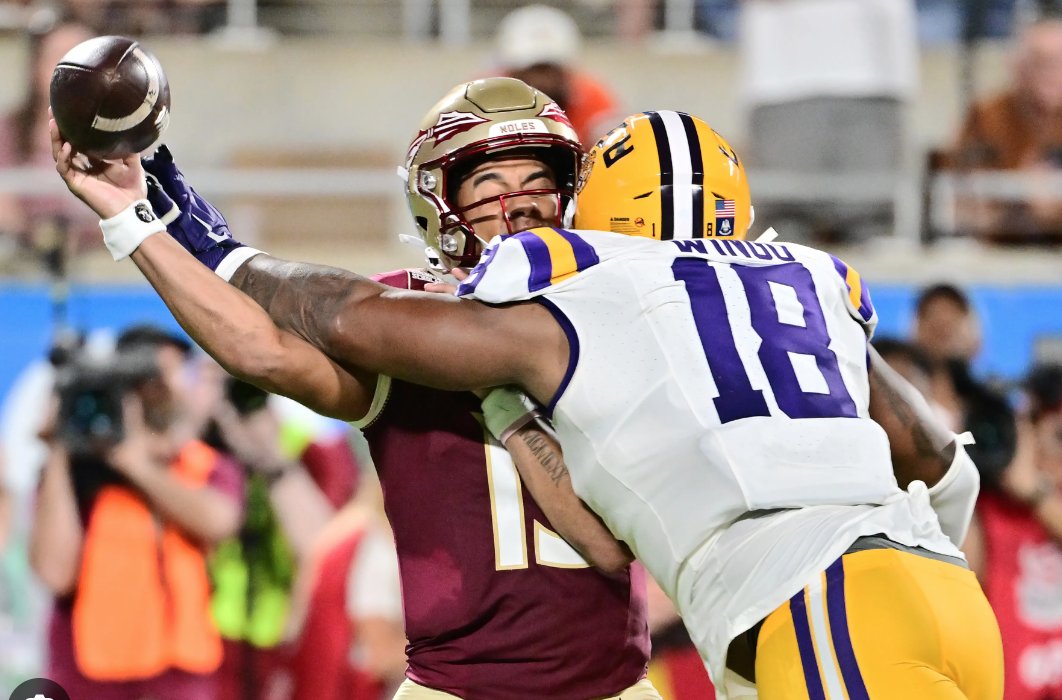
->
xmin=575 ymin=111 xmax=752 ymax=241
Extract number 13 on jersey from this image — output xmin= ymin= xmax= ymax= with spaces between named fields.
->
xmin=481 ymin=429 xmax=590 ymax=571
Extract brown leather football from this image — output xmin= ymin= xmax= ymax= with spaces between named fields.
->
xmin=50 ymin=35 xmax=170 ymax=160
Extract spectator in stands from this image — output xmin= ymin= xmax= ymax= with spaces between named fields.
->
xmin=212 ymin=388 xmax=405 ymax=699
xmin=964 ymin=362 xmax=1062 ymax=699
xmin=738 ymin=0 xmax=919 ymax=243
xmin=615 ymin=0 xmax=655 ymax=41
xmin=197 ymin=374 xmax=307 ymax=700
xmin=945 ymin=15 xmax=1062 ymax=244
xmin=911 ymin=283 xmax=1019 ymax=485
xmin=493 ymin=4 xmax=622 ymax=146
xmin=288 ymin=487 xmax=406 ymax=700
xmin=29 ymin=325 xmax=243 ymax=700
xmin=0 ymin=13 xmax=98 ymax=267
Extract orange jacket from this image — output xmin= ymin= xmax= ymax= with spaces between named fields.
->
xmin=564 ymin=71 xmax=621 ymax=147
xmin=72 ymin=440 xmax=224 ymax=681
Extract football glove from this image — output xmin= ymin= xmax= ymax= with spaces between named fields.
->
xmin=141 ymin=145 xmax=249 ymax=273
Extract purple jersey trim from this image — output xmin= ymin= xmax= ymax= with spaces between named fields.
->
xmin=829 ymin=255 xmax=875 ymax=323
xmin=513 ymin=231 xmax=555 ymax=292
xmin=535 ymin=297 xmax=579 ymax=417
xmin=456 ymin=245 xmax=499 ymax=297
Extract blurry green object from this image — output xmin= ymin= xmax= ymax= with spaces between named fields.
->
xmin=279 ymin=417 xmax=316 ymax=460
xmin=0 ymin=539 xmax=46 ymax=687
xmin=210 ymin=475 xmax=295 ymax=647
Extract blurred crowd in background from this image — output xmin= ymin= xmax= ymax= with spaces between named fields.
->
xmin=1 ymin=1 xmax=1062 ymax=699
xmin=2 ymin=0 xmax=1062 ymax=265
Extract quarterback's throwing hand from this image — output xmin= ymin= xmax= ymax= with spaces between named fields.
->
xmin=51 ymin=116 xmax=147 ymax=220
xmin=142 ymin=145 xmax=246 ymax=272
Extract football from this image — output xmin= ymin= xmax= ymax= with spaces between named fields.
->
xmin=49 ymin=35 xmax=170 ymax=160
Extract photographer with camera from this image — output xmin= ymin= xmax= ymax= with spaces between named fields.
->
xmin=207 ymin=376 xmax=406 ymax=700
xmin=29 ymin=324 xmax=243 ymax=700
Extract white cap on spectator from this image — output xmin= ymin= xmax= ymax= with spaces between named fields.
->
xmin=495 ymin=4 xmax=581 ymax=70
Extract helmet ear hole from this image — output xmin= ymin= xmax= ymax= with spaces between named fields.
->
xmin=415 ymin=216 xmax=429 ymax=230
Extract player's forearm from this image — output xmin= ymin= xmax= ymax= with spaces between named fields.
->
xmin=231 ymin=255 xmax=548 ymax=396
xmin=131 ymin=235 xmax=298 ymax=389
xmin=505 ymin=422 xmax=633 ymax=573
xmin=229 ymin=254 xmax=371 ymax=356
xmin=868 ymin=346 xmax=956 ymax=488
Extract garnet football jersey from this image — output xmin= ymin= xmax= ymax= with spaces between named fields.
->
xmin=360 ymin=269 xmax=649 ymax=700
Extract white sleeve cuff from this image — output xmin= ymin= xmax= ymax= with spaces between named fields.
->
xmin=215 ymin=247 xmax=264 ymax=282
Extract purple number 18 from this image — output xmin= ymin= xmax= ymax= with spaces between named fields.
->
xmin=672 ymin=258 xmax=858 ymax=424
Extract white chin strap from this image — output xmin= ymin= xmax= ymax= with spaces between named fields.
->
xmin=396 ymin=234 xmax=445 ymax=271
xmin=562 ymin=197 xmax=576 ymax=228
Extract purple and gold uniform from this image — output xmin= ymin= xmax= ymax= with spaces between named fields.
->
xmin=457 ymin=228 xmax=1000 ymax=699
xmin=358 ymin=269 xmax=650 ymax=700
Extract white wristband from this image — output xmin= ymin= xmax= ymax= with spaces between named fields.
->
xmin=215 ymin=247 xmax=265 ymax=282
xmin=99 ymin=199 xmax=164 ymax=261
xmin=481 ymin=386 xmax=542 ymax=444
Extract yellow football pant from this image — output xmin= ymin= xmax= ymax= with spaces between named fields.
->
xmin=755 ymin=548 xmax=1003 ymax=700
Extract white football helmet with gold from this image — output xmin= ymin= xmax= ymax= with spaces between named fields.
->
xmin=402 ymin=77 xmax=582 ymax=269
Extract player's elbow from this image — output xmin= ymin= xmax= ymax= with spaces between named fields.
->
xmin=223 ymin=337 xmax=292 ymax=394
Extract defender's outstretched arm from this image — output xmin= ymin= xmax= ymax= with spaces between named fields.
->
xmin=868 ymin=345 xmax=980 ymax=546
xmin=868 ymin=345 xmax=956 ymax=488
xmin=52 ymin=126 xmax=563 ymax=413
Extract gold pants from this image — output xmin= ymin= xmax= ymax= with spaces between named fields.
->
xmin=755 ymin=548 xmax=1003 ymax=700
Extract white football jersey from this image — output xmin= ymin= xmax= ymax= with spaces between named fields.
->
xmin=458 ymin=228 xmax=961 ymax=693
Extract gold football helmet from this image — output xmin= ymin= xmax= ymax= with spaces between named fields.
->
xmin=403 ymin=77 xmax=582 ymax=269
xmin=574 ymin=110 xmax=752 ymax=240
